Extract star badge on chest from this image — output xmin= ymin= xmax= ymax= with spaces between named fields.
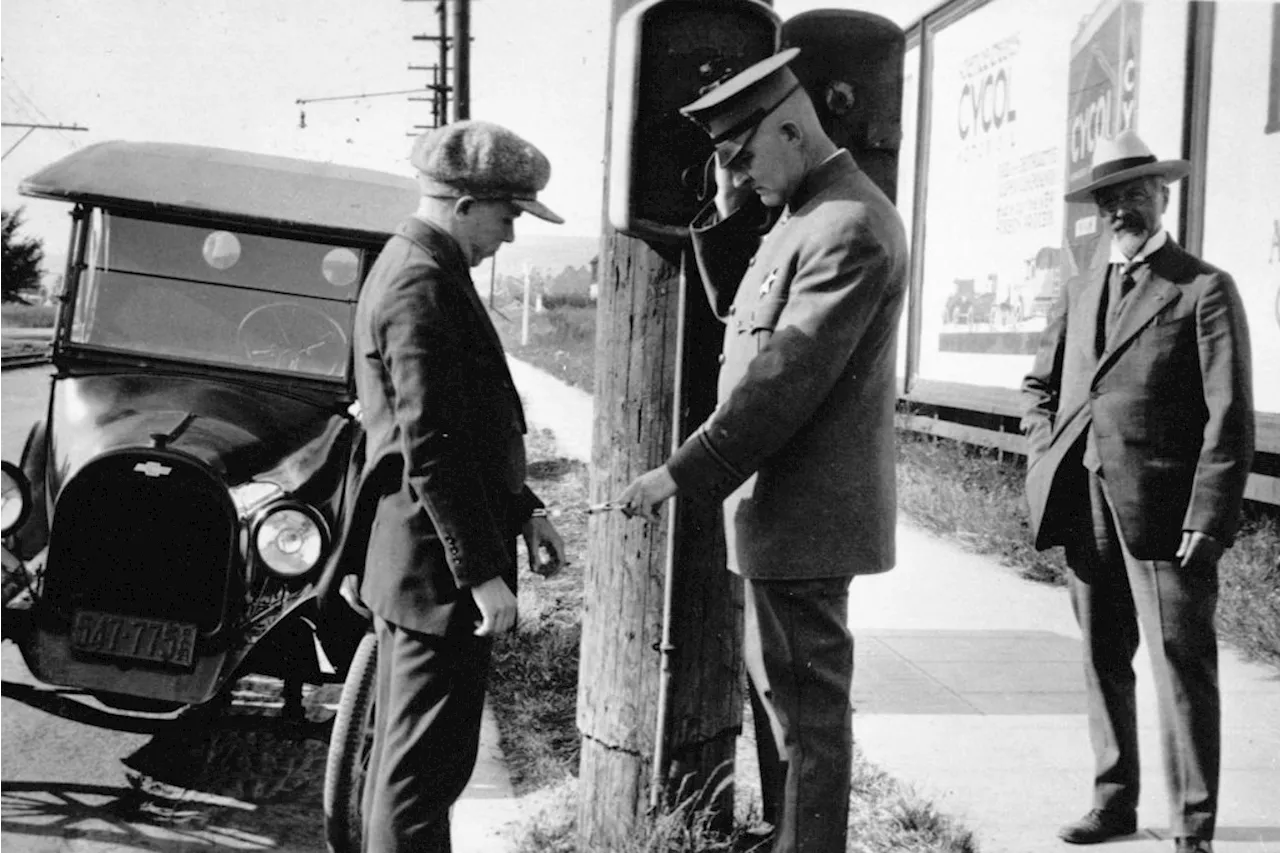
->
xmin=759 ymin=269 xmax=779 ymax=298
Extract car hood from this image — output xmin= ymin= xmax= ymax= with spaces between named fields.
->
xmin=49 ymin=372 xmax=357 ymax=499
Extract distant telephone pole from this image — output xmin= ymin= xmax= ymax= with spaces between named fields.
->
xmin=453 ymin=0 xmax=470 ymax=119
xmin=406 ymin=0 xmax=470 ymax=128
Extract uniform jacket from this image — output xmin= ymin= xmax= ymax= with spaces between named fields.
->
xmin=1021 ymin=239 xmax=1254 ymax=559
xmin=335 ymin=217 xmax=539 ymax=634
xmin=666 ymin=151 xmax=908 ymax=580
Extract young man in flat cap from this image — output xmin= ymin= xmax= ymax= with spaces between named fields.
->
xmin=618 ymin=48 xmax=908 ymax=853
xmin=1022 ymin=130 xmax=1254 ymax=853
xmin=345 ymin=119 xmax=566 ymax=852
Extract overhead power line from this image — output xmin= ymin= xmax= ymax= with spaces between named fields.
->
xmin=294 ymin=86 xmax=431 ymax=129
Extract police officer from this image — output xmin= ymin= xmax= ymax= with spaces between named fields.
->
xmin=618 ymin=48 xmax=909 ymax=853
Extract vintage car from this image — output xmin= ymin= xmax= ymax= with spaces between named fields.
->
xmin=0 ymin=140 xmax=406 ymax=850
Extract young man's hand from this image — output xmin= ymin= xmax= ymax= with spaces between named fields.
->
xmin=522 ymin=515 xmax=566 ymax=578
xmin=472 ymin=575 xmax=517 ymax=636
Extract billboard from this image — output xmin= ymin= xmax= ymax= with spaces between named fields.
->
xmin=913 ymin=0 xmax=1187 ymax=390
xmin=1201 ymin=2 xmax=1280 ymax=415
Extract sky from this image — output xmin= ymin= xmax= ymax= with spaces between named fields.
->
xmin=1 ymin=0 xmax=935 ymax=260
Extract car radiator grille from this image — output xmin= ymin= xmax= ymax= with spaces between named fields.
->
xmin=44 ymin=453 xmax=237 ymax=634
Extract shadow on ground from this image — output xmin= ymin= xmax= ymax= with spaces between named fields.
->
xmin=2 ymin=680 xmax=342 ymax=851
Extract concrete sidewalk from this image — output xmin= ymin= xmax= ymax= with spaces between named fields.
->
xmin=853 ymin=525 xmax=1280 ymax=853
xmin=461 ymin=358 xmax=1280 ymax=853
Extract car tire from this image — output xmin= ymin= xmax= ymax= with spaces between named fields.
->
xmin=324 ymin=630 xmax=376 ymax=853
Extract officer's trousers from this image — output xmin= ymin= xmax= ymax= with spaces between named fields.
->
xmin=743 ymin=575 xmax=854 ymax=853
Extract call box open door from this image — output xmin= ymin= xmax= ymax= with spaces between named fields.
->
xmin=782 ymin=10 xmax=905 ymax=202
xmin=608 ymin=0 xmax=779 ymax=243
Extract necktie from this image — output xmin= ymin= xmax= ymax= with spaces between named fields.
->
xmin=1107 ymin=260 xmax=1143 ymax=335
xmin=1118 ymin=260 xmax=1142 ymax=301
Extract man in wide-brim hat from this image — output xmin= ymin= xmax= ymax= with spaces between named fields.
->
xmin=1022 ymin=129 xmax=1254 ymax=853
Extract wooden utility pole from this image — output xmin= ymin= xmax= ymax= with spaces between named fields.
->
xmin=409 ymin=0 xmax=451 ymax=126
xmin=453 ymin=0 xmax=470 ymax=120
xmin=578 ymin=1 xmax=756 ymax=847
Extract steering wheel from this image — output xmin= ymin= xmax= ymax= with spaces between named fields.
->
xmin=236 ymin=302 xmax=348 ymax=376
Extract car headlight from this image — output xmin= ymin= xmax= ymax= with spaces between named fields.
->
xmin=252 ymin=504 xmax=327 ymax=578
xmin=1 ymin=461 xmax=31 ymax=536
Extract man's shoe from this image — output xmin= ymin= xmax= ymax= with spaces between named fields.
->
xmin=1058 ymin=809 xmax=1138 ymax=844
xmin=1174 ymin=838 xmax=1213 ymax=853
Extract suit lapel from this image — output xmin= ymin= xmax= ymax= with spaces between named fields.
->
xmin=1094 ymin=245 xmax=1182 ymax=378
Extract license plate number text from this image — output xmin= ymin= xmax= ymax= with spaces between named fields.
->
xmin=71 ymin=611 xmax=197 ymax=667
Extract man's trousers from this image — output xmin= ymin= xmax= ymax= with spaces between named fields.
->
xmin=1067 ymin=471 xmax=1220 ymax=839
xmin=743 ymin=575 xmax=854 ymax=853
xmin=362 ymin=613 xmax=493 ymax=853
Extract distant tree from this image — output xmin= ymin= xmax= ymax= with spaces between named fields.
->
xmin=2 ymin=207 xmax=45 ymax=303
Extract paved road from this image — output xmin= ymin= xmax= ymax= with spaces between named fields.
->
xmin=1 ymin=366 xmax=52 ymax=461
xmin=1 ymin=366 xmax=330 ymax=852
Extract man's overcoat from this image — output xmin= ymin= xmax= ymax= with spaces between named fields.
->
xmin=667 ymin=151 xmax=908 ymax=579
xmin=341 ymin=217 xmax=538 ymax=634
xmin=1021 ymin=239 xmax=1254 ymax=558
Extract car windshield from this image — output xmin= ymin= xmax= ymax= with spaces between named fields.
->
xmin=68 ymin=211 xmax=363 ymax=380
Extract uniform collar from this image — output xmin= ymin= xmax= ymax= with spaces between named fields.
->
xmin=786 ymin=149 xmax=856 ymax=215
xmin=1109 ymin=226 xmax=1167 ymax=266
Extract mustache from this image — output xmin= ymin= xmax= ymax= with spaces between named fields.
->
xmin=1110 ymin=213 xmax=1147 ymax=232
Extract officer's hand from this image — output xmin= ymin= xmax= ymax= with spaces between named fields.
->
xmin=616 ymin=465 xmax=678 ymax=522
xmin=1177 ymin=530 xmax=1223 ymax=570
xmin=472 ymin=575 xmax=517 ymax=636
xmin=522 ymin=514 xmax=566 ymax=578
xmin=713 ymin=158 xmax=753 ymax=220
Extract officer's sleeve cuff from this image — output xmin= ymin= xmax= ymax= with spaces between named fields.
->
xmin=667 ymin=424 xmax=747 ymax=503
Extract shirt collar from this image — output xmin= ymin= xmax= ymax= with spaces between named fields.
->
xmin=1109 ymin=227 xmax=1167 ymax=266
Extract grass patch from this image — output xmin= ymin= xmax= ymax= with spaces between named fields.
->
xmin=895 ymin=429 xmax=1070 ymax=586
xmin=896 ymin=429 xmax=1280 ymax=670
xmin=1 ymin=303 xmax=57 ymax=328
xmin=494 ymin=426 xmax=978 ymax=852
xmin=491 ymin=303 xmax=595 ymax=393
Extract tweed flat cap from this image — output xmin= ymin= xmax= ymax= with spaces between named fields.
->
xmin=410 ymin=120 xmax=563 ymax=224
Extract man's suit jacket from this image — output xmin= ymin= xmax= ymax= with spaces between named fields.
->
xmin=666 ymin=151 xmax=909 ymax=580
xmin=1022 ymin=239 xmax=1254 ymax=559
xmin=341 ymin=217 xmax=538 ymax=634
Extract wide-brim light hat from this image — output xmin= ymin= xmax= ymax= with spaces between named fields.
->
xmin=680 ymin=47 xmax=804 ymax=168
xmin=1064 ymin=129 xmax=1191 ymax=203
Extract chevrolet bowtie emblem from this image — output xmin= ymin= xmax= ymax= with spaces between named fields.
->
xmin=134 ymin=460 xmax=173 ymax=477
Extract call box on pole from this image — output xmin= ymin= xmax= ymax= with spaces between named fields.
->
xmin=608 ymin=0 xmax=779 ymax=243
xmin=782 ymin=10 xmax=905 ymax=202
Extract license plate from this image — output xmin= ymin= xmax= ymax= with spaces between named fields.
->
xmin=71 ymin=611 xmax=197 ymax=667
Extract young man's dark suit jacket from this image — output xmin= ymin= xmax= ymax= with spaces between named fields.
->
xmin=1022 ymin=238 xmax=1254 ymax=557
xmin=348 ymin=216 xmax=539 ymax=635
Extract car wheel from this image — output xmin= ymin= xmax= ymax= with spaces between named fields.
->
xmin=324 ymin=630 xmax=376 ymax=853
